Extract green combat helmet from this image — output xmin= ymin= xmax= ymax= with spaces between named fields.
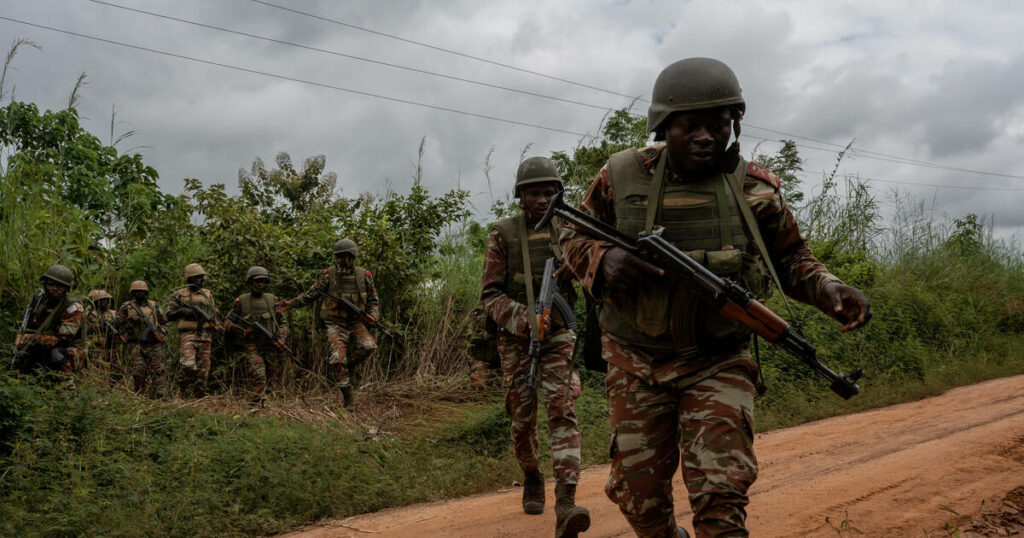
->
xmin=647 ymin=57 xmax=745 ymax=139
xmin=333 ymin=238 xmax=359 ymax=257
xmin=246 ymin=266 xmax=270 ymax=282
xmin=514 ymin=156 xmax=563 ymax=197
xmin=42 ymin=264 xmax=73 ymax=287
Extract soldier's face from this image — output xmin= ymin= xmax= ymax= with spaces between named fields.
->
xmin=132 ymin=290 xmax=148 ymax=302
xmin=188 ymin=275 xmax=204 ymax=289
xmin=250 ymin=278 xmax=268 ymax=294
xmin=521 ymin=183 xmax=559 ymax=220
xmin=43 ymin=280 xmax=67 ymax=301
xmin=335 ymin=253 xmax=355 ymax=268
xmin=664 ymin=107 xmax=733 ymax=177
xmin=97 ymin=299 xmax=111 ymax=310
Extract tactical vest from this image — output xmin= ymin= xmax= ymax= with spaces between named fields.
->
xmin=29 ymin=295 xmax=84 ymax=346
xmin=238 ymin=292 xmax=278 ymax=335
xmin=318 ymin=265 xmax=368 ymax=322
xmin=88 ymin=309 xmax=118 ymax=346
xmin=493 ymin=213 xmax=574 ymax=331
xmin=126 ymin=300 xmax=160 ymax=341
xmin=599 ymin=146 xmax=770 ymax=352
xmin=174 ymin=288 xmax=216 ymax=331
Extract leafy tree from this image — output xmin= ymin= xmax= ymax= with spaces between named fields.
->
xmin=752 ymin=139 xmax=805 ymax=206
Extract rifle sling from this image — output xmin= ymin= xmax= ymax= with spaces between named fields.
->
xmin=517 ymin=212 xmax=541 ymax=342
xmin=724 ymin=158 xmax=794 ymax=318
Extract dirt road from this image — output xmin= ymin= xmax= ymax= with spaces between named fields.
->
xmin=283 ymin=375 xmax=1024 ymax=537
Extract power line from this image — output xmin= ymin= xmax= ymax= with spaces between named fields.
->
xmin=743 ymin=124 xmax=1024 ymax=180
xmin=85 ymin=0 xmax=619 ymax=112
xmin=90 ymin=1 xmax=1024 ymax=182
xmin=741 ymin=132 xmax=1024 ymax=181
xmin=248 ymin=0 xmax=644 ymax=102
xmin=790 ymin=171 xmax=1024 ymax=192
xmin=0 ymin=16 xmax=595 ymax=139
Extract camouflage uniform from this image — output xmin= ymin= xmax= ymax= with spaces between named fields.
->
xmin=14 ymin=294 xmax=87 ymax=375
xmin=287 ymin=264 xmax=379 ymax=389
xmin=559 ymin=143 xmax=841 ymax=538
xmin=467 ymin=306 xmax=500 ymax=387
xmin=168 ymin=287 xmax=220 ymax=395
xmin=84 ymin=295 xmax=121 ymax=371
xmin=225 ymin=292 xmax=287 ymax=401
xmin=117 ymin=298 xmax=169 ymax=396
xmin=481 ymin=214 xmax=583 ymax=486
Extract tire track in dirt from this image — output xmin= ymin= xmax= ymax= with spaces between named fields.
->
xmin=280 ymin=374 xmax=1024 ymax=538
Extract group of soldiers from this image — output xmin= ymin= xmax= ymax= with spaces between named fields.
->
xmin=10 ymin=238 xmax=380 ymax=409
xmin=478 ymin=57 xmax=871 ymax=538
xmin=9 ymin=57 xmax=872 ymax=538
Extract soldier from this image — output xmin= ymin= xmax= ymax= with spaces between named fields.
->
xmin=117 ymin=280 xmax=169 ymax=397
xmin=85 ymin=289 xmax=122 ymax=371
xmin=559 ymin=58 xmax=872 ymax=538
xmin=276 ymin=238 xmax=379 ymax=409
xmin=11 ymin=264 xmax=87 ymax=379
xmin=224 ymin=266 xmax=288 ymax=405
xmin=480 ymin=156 xmax=590 ymax=538
xmin=467 ymin=306 xmax=500 ymax=388
xmin=166 ymin=263 xmax=221 ymax=397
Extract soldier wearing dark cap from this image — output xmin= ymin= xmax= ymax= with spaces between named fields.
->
xmin=559 ymin=58 xmax=872 ymax=538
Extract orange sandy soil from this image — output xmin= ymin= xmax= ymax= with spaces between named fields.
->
xmin=280 ymin=374 xmax=1024 ymax=537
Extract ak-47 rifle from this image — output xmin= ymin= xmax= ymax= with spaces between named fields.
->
xmin=102 ymin=319 xmax=124 ymax=343
xmin=227 ymin=312 xmax=299 ymax=363
xmin=9 ymin=289 xmax=44 ymax=370
xmin=129 ymin=302 xmax=172 ymax=355
xmin=314 ymin=289 xmax=394 ymax=339
xmin=171 ymin=295 xmax=221 ymax=335
xmin=525 ymin=257 xmax=578 ymax=389
xmin=539 ymin=191 xmax=863 ymax=399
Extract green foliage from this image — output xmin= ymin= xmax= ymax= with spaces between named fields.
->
xmin=753 ymin=139 xmax=805 ymax=205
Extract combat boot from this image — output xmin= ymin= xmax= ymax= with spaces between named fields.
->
xmin=554 ymin=483 xmax=590 ymax=538
xmin=340 ymin=386 xmax=356 ymax=410
xmin=522 ymin=468 xmax=545 ymax=514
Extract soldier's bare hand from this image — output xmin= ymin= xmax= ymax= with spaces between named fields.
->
xmin=600 ymin=247 xmax=664 ymax=293
xmin=820 ymin=282 xmax=871 ymax=333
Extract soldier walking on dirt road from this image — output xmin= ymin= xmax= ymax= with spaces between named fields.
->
xmin=480 ymin=156 xmax=590 ymax=538
xmin=559 ymin=58 xmax=872 ymax=538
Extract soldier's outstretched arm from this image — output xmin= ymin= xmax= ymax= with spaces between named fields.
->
xmin=276 ymin=271 xmax=329 ymax=313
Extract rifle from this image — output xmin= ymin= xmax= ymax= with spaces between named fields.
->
xmin=9 ymin=289 xmax=44 ymax=370
xmin=171 ymin=295 xmax=221 ymax=334
xmin=526 ymin=257 xmax=578 ymax=389
xmin=539 ymin=191 xmax=863 ymax=399
xmin=314 ymin=289 xmax=394 ymax=339
xmin=129 ymin=302 xmax=172 ymax=355
xmin=227 ymin=312 xmax=298 ymax=363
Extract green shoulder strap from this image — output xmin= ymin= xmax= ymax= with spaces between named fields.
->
xmin=725 ymin=157 xmax=794 ymax=318
xmin=644 ymin=150 xmax=670 ymax=234
xmin=517 ymin=212 xmax=540 ymax=341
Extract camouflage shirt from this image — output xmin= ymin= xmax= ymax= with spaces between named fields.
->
xmin=559 ymin=143 xmax=840 ymax=307
xmin=18 ymin=295 xmax=85 ymax=348
xmin=292 ymin=263 xmax=381 ymax=320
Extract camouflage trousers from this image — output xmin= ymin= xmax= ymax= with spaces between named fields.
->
xmin=497 ymin=330 xmax=582 ymax=484
xmin=602 ymin=333 xmax=759 ymax=538
xmin=178 ymin=331 xmax=212 ymax=395
xmin=128 ymin=342 xmax=166 ymax=397
xmin=238 ymin=341 xmax=270 ymax=400
xmin=324 ymin=322 xmax=376 ymax=389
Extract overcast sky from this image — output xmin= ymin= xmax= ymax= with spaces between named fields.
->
xmin=3 ymin=0 xmax=1024 ymax=243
